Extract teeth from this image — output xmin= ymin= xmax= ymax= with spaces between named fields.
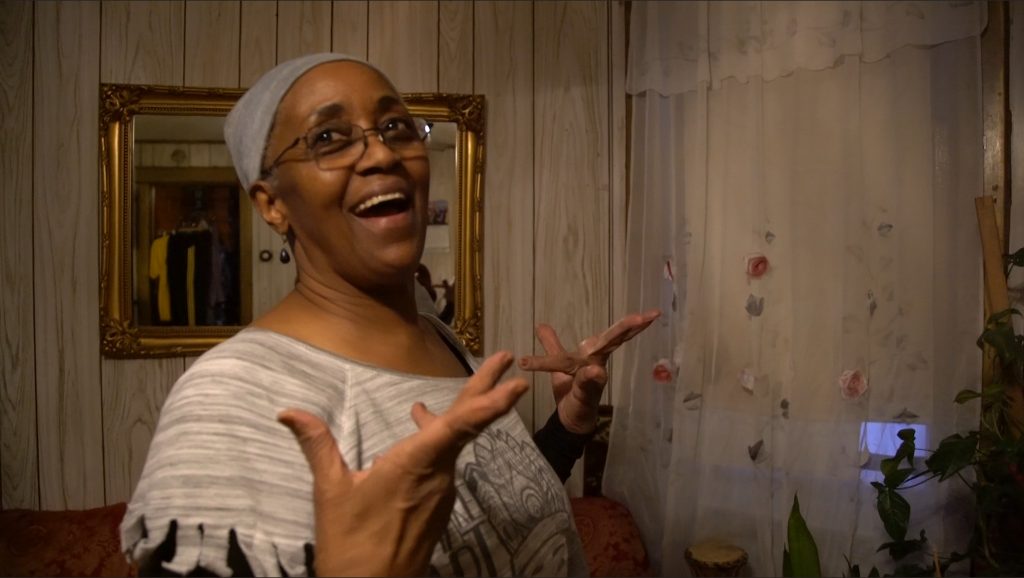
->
xmin=354 ymin=192 xmax=406 ymax=215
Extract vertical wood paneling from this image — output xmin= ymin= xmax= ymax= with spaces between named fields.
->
xmin=607 ymin=0 xmax=627 ymax=406
xmin=239 ymin=1 xmax=282 ymax=322
xmin=476 ymin=1 xmax=536 ymax=430
xmin=239 ymin=0 xmax=277 ymax=87
xmin=100 ymin=0 xmax=184 ymax=85
xmin=99 ymin=0 xmax=188 ymax=505
xmin=102 ymin=365 xmax=176 ymax=504
xmin=185 ymin=0 xmax=241 ymax=88
xmin=251 ymin=0 xmax=333 ymax=320
xmin=33 ymin=0 xmax=104 ymax=509
xmin=439 ymin=1 xmax=473 ymax=94
xmin=1 ymin=0 xmax=38 ymax=510
xmin=332 ymin=0 xmax=369 ymax=58
xmin=534 ymin=0 xmax=610 ymax=496
xmin=368 ymin=0 xmax=438 ymax=92
xmin=277 ymin=0 xmax=332 ymax=61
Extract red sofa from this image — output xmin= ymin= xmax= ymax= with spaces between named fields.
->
xmin=0 ymin=497 xmax=649 ymax=577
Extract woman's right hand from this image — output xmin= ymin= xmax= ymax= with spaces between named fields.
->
xmin=277 ymin=351 xmax=528 ymax=577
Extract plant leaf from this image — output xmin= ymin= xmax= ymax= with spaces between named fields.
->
xmin=783 ymin=547 xmax=793 ymax=577
xmin=786 ymin=494 xmax=822 ymax=577
xmin=876 ymin=530 xmax=927 ymax=561
xmin=890 ymin=429 xmax=916 ymax=469
xmin=897 ymin=428 xmax=916 ymax=442
xmin=954 ymin=388 xmax=981 ymax=404
xmin=879 ymin=456 xmax=898 ymax=479
xmin=886 ymin=467 xmax=915 ymax=489
xmin=924 ymin=433 xmax=978 ymax=481
xmin=1006 ymin=247 xmax=1024 ymax=267
xmin=876 ymin=487 xmax=910 ymax=541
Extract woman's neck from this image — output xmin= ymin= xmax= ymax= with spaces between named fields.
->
xmin=249 ymin=261 xmax=450 ymax=368
xmin=291 ymin=267 xmax=420 ymax=329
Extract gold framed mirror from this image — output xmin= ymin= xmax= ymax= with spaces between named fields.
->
xmin=100 ymin=84 xmax=485 ymax=358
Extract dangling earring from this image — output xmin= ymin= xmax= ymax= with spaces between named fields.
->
xmin=279 ymin=233 xmax=291 ymax=264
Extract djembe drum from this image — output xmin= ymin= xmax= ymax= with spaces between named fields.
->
xmin=684 ymin=540 xmax=748 ymax=577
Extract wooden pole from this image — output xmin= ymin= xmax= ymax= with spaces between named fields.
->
xmin=976 ymin=196 xmax=1022 ymax=437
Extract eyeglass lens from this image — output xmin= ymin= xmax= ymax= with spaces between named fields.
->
xmin=309 ymin=117 xmax=427 ymax=170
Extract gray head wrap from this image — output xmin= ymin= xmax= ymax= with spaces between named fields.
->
xmin=224 ymin=52 xmax=388 ymax=192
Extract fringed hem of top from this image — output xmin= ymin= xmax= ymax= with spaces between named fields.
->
xmin=120 ymin=508 xmax=311 ymax=577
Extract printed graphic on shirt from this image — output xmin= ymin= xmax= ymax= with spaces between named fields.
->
xmin=431 ymin=427 xmax=572 ymax=577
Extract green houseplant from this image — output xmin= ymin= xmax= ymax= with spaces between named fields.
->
xmin=784 ymin=247 xmax=1024 ymax=577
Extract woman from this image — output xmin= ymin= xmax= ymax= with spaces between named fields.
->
xmin=121 ymin=53 xmax=658 ymax=577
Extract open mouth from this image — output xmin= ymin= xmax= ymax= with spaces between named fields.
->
xmin=352 ymin=192 xmax=412 ymax=218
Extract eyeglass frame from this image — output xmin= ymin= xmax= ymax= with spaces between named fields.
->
xmin=260 ymin=116 xmax=431 ymax=178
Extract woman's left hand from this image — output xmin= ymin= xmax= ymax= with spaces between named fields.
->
xmin=517 ymin=309 xmax=661 ymax=434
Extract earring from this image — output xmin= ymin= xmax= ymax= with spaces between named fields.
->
xmin=279 ymin=233 xmax=291 ymax=264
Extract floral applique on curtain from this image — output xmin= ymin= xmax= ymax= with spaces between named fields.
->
xmin=745 ymin=294 xmax=765 ymax=317
xmin=739 ymin=368 xmax=757 ymax=394
xmin=747 ymin=439 xmax=765 ymax=462
xmin=653 ymin=359 xmax=674 ymax=384
xmin=745 ymin=253 xmax=769 ymax=278
xmin=839 ymin=369 xmax=868 ymax=400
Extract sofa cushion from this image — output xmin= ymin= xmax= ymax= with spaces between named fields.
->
xmin=570 ymin=496 xmax=650 ymax=577
xmin=0 ymin=502 xmax=136 ymax=577
xmin=0 ymin=498 xmax=647 ymax=578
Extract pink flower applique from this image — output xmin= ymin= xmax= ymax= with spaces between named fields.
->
xmin=739 ymin=368 xmax=756 ymax=394
xmin=653 ymin=359 xmax=674 ymax=383
xmin=746 ymin=253 xmax=769 ymax=278
xmin=839 ymin=369 xmax=868 ymax=400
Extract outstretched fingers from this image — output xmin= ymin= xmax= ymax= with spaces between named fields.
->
xmin=404 ymin=352 xmax=529 ymax=467
xmin=518 ymin=325 xmax=583 ymax=375
xmin=517 ymin=310 xmax=661 ymax=374
xmin=581 ymin=309 xmax=661 ymax=358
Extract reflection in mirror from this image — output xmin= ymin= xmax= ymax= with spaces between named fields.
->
xmin=133 ymin=115 xmax=252 ymax=329
xmin=100 ymin=85 xmax=485 ymax=358
xmin=417 ymin=121 xmax=459 ymax=324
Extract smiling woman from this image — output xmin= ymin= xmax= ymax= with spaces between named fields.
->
xmin=117 ymin=53 xmax=600 ymax=578
xmin=99 ymin=83 xmax=485 ymax=357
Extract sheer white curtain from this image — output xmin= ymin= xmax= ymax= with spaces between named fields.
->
xmin=604 ymin=2 xmax=987 ymax=575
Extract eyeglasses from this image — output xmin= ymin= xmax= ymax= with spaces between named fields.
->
xmin=261 ymin=116 xmax=430 ymax=177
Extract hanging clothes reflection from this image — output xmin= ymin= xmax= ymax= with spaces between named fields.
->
xmin=148 ymin=184 xmax=242 ymax=326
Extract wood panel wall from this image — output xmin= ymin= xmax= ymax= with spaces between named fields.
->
xmin=0 ymin=0 xmax=625 ymax=510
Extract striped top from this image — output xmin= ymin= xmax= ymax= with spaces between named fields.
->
xmin=121 ymin=319 xmax=587 ymax=577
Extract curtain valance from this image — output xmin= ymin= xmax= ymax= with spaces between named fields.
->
xmin=627 ymin=1 xmax=987 ymax=96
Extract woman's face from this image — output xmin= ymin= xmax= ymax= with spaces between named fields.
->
xmin=255 ymin=61 xmax=429 ymax=291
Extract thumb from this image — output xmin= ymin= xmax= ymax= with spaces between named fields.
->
xmin=411 ymin=401 xmax=439 ymax=431
xmin=278 ymin=409 xmax=350 ymax=490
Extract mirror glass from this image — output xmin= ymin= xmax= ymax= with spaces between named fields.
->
xmin=100 ymin=85 xmax=484 ymax=358
xmin=133 ymin=114 xmax=252 ymax=328
xmin=417 ymin=121 xmax=460 ymax=324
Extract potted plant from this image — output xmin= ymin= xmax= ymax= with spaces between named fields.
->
xmin=784 ymin=247 xmax=1024 ymax=577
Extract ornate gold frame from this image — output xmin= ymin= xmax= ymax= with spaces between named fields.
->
xmin=405 ymin=93 xmax=486 ymax=356
xmin=100 ymin=84 xmax=485 ymax=358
